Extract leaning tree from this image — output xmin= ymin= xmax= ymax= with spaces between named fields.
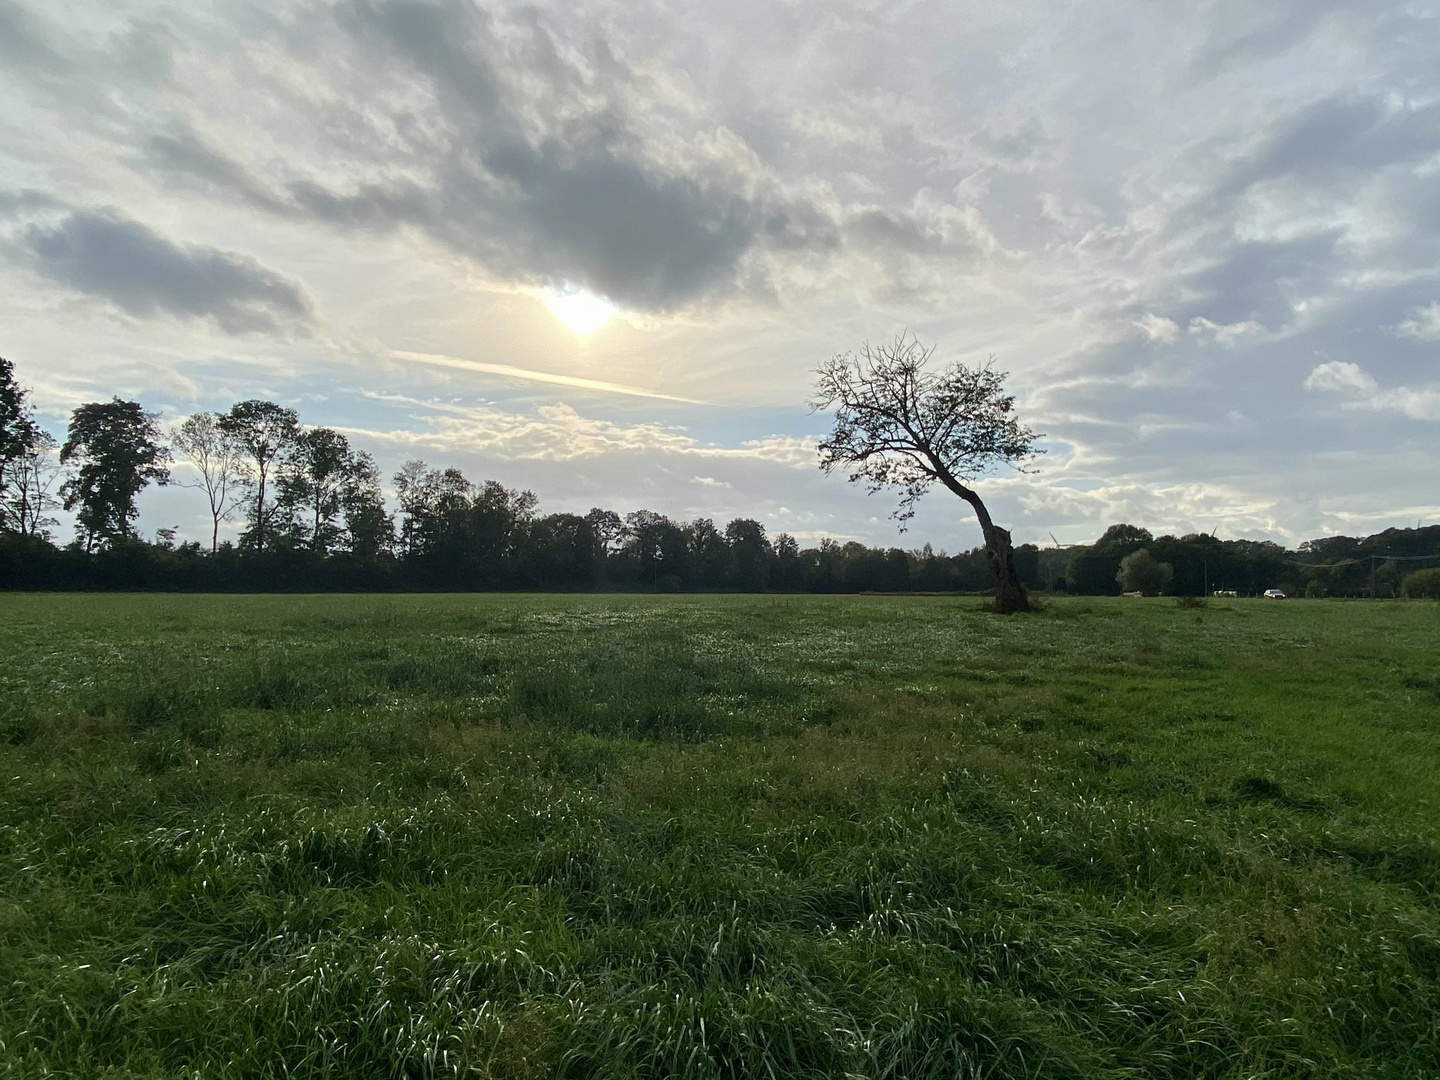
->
xmin=813 ymin=333 xmax=1041 ymax=613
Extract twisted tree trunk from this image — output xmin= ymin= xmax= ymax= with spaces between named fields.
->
xmin=937 ymin=470 xmax=1032 ymax=614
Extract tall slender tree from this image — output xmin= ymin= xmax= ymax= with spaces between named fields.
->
xmin=278 ymin=427 xmax=385 ymax=556
xmin=3 ymin=431 xmax=62 ymax=538
xmin=171 ymin=412 xmax=250 ymax=552
xmin=0 ymin=357 xmax=42 ymax=531
xmin=217 ymin=400 xmax=299 ymax=553
xmin=59 ymin=399 xmax=171 ymax=551
xmin=813 ymin=333 xmax=1041 ymax=613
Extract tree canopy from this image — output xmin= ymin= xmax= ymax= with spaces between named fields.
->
xmin=59 ymin=399 xmax=170 ymax=550
xmin=218 ymin=400 xmax=300 ymax=553
xmin=814 ymin=334 xmax=1040 ymax=612
xmin=0 ymin=357 xmax=47 ymax=536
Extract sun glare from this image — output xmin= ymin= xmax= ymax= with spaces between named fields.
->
xmin=543 ymin=286 xmax=616 ymax=336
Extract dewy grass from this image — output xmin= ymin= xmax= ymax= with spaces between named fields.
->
xmin=0 ymin=593 xmax=1437 ymax=1078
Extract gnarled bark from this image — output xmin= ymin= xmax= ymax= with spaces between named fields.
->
xmin=937 ymin=470 xmax=1032 ymax=614
xmin=981 ymin=521 xmax=1031 ymax=613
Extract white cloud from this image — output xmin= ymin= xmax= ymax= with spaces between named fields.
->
xmin=342 ymin=402 xmax=698 ymax=462
xmin=1133 ymin=313 xmax=1180 ymax=345
xmin=735 ymin=434 xmax=819 ymax=468
xmin=391 ymin=351 xmax=705 ymax=404
xmin=1367 ymin=386 xmax=1440 ymax=422
xmin=1017 ymin=475 xmax=1289 ymax=543
xmin=340 ymin=399 xmax=824 ymax=467
xmin=1304 ymin=360 xmax=1377 ymax=394
xmin=1396 ymin=301 xmax=1440 ymax=341
xmin=1188 ymin=317 xmax=1266 ymax=347
xmin=1303 ymin=361 xmax=1440 ymax=422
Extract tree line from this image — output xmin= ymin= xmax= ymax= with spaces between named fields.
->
xmin=1047 ymin=523 xmax=1440 ymax=599
xmin=2 ymin=358 xmax=1436 ymax=595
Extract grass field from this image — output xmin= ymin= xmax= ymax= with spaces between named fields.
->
xmin=1 ymin=593 xmax=1437 ymax=1078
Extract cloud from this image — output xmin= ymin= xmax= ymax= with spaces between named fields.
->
xmin=1303 ymin=360 xmax=1440 ymax=421
xmin=1213 ymin=96 xmax=1440 ymax=200
xmin=205 ymin=0 xmax=847 ymax=312
xmin=345 ymin=400 xmax=696 ymax=461
xmin=345 ymin=396 xmax=820 ymax=467
xmin=1304 ymin=360 xmax=1376 ymax=394
xmin=3 ymin=203 xmax=316 ymax=335
xmin=1367 ymin=386 xmax=1440 ymax=422
xmin=1184 ymin=232 xmax=1344 ymax=327
xmin=1396 ymin=301 xmax=1440 ymax=341
xmin=1188 ymin=316 xmax=1265 ymax=346
xmin=1186 ymin=2 xmax=1343 ymax=82
xmin=140 ymin=127 xmax=290 ymax=213
xmin=736 ymin=434 xmax=819 ymax=469
xmin=391 ymin=350 xmax=705 ymax=403
xmin=1133 ymin=314 xmax=1180 ymax=345
xmin=108 ymin=1 xmax=1016 ymax=315
xmin=0 ymin=0 xmax=70 ymax=76
xmin=1018 ymin=475 xmax=1288 ymax=543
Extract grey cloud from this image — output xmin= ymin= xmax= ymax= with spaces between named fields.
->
xmin=8 ymin=0 xmax=1440 ymax=544
xmin=0 ymin=0 xmax=67 ymax=72
xmin=1216 ymin=96 xmax=1440 ymax=199
xmin=1189 ymin=230 xmax=1345 ymax=326
xmin=307 ymin=0 xmax=842 ymax=309
xmin=7 ymin=205 xmax=316 ymax=335
xmin=969 ymin=118 xmax=1051 ymax=173
xmin=1129 ymin=91 xmax=1440 ymax=330
xmin=133 ymin=0 xmax=869 ymax=312
xmin=0 ymin=190 xmax=62 ymax=215
xmin=0 ymin=2 xmax=177 ymax=117
xmin=1186 ymin=1 xmax=1343 ymax=82
xmin=141 ymin=128 xmax=289 ymax=213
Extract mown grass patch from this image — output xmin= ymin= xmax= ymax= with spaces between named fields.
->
xmin=0 ymin=593 xmax=1437 ymax=1077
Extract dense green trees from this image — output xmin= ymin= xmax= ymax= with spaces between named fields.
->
xmin=278 ymin=428 xmax=385 ymax=556
xmin=1116 ymin=549 xmax=1173 ymax=595
xmin=218 ymin=400 xmax=300 ymax=553
xmin=59 ymin=399 xmax=170 ymax=550
xmin=1402 ymin=568 xmax=1440 ymax=598
xmin=0 ymin=358 xmax=40 ymax=491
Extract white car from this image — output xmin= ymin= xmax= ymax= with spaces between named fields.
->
xmin=1263 ymin=589 xmax=1286 ymax=599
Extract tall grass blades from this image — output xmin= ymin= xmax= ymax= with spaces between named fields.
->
xmin=0 ymin=593 xmax=1436 ymax=1077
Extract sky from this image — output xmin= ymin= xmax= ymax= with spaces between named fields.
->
xmin=2 ymin=0 xmax=1438 ymax=551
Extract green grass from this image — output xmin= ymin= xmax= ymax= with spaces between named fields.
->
xmin=0 ymin=593 xmax=1437 ymax=1078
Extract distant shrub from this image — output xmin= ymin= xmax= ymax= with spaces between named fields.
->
xmin=1175 ymin=595 xmax=1207 ymax=609
xmin=1304 ymin=580 xmax=1328 ymax=598
xmin=1401 ymin=567 xmax=1440 ymax=599
xmin=1116 ymin=549 xmax=1173 ymax=595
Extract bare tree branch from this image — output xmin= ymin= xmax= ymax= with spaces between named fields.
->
xmin=812 ymin=332 xmax=1042 ymax=613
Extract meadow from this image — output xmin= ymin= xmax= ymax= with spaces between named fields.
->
xmin=0 ymin=592 xmax=1437 ymax=1079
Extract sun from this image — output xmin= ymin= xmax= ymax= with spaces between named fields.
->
xmin=542 ymin=286 xmax=616 ymax=336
